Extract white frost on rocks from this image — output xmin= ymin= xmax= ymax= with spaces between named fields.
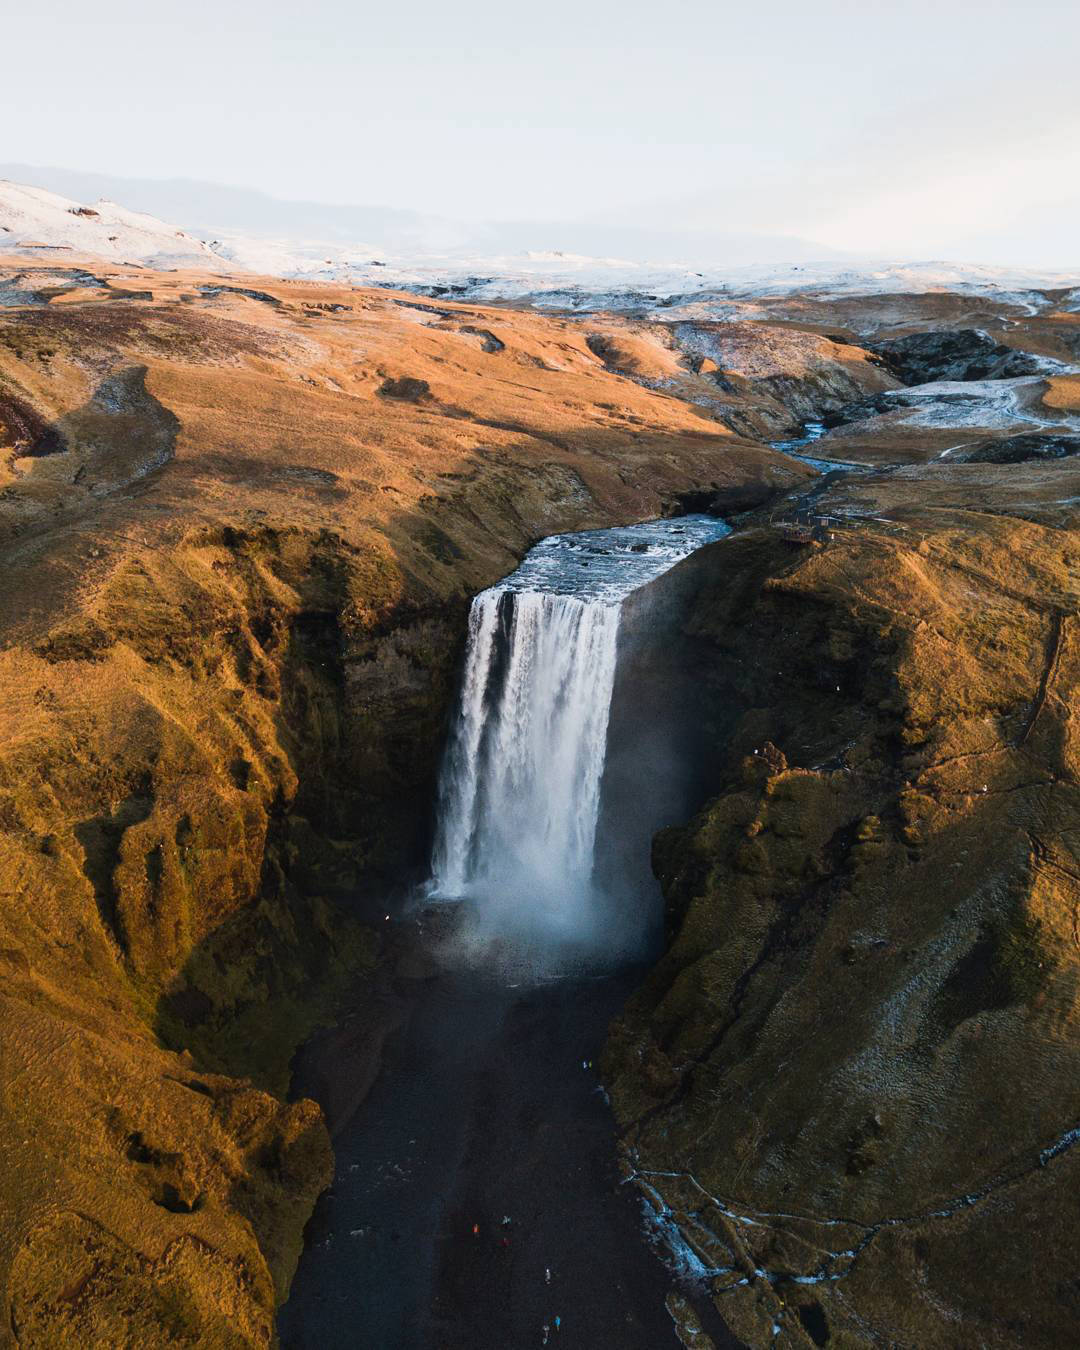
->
xmin=882 ymin=376 xmax=1072 ymax=432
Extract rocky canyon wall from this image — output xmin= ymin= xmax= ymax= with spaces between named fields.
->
xmin=605 ymin=508 xmax=1080 ymax=1347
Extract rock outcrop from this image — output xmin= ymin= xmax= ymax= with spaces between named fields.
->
xmin=868 ymin=327 xmax=1045 ymax=384
xmin=951 ymin=431 xmax=1080 ymax=464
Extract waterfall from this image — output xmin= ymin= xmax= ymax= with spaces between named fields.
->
xmin=431 ymin=588 xmax=621 ymax=929
xmin=428 ymin=515 xmax=731 ymax=951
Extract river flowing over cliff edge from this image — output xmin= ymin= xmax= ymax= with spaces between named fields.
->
xmin=430 ymin=517 xmax=730 ymax=963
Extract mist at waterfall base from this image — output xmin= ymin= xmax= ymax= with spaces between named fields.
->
xmin=426 ymin=516 xmax=731 ymax=977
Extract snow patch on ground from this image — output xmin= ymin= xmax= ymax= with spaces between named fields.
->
xmin=207 ymin=232 xmax=1080 ymax=312
xmin=0 ymin=179 xmax=230 ymax=271
xmin=883 ymin=376 xmax=1075 ymax=432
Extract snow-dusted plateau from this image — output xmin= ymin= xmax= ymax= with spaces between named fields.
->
xmin=4 ymin=176 xmax=1077 ymax=318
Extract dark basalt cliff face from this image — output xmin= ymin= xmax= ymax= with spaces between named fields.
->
xmin=604 ymin=514 xmax=1080 ymax=1347
xmin=867 ymin=327 xmax=1044 ymax=385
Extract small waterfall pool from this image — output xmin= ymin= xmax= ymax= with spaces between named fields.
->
xmin=428 ymin=515 xmax=730 ymax=968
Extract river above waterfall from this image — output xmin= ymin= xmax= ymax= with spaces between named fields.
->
xmin=489 ymin=514 xmax=732 ymax=599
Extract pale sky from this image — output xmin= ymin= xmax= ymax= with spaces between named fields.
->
xmin=5 ymin=0 xmax=1079 ymax=263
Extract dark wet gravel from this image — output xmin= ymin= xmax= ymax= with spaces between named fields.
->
xmin=278 ymin=961 xmax=737 ymax=1349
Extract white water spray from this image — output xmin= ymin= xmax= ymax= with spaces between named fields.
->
xmin=432 ymin=589 xmax=621 ymax=930
xmin=429 ymin=516 xmax=731 ymax=953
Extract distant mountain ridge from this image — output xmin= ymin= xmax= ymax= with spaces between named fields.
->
xmin=1 ymin=170 xmax=1076 ymax=313
xmin=0 ymin=162 xmax=841 ymax=266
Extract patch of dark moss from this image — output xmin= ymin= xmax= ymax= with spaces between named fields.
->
xmin=930 ymin=909 xmax=1056 ymax=1036
xmin=0 ymin=388 xmax=66 ymax=456
xmin=377 ymin=376 xmax=430 ymax=401
xmin=798 ymin=1301 xmax=830 ymax=1345
xmin=953 ymin=434 xmax=1080 ymax=465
